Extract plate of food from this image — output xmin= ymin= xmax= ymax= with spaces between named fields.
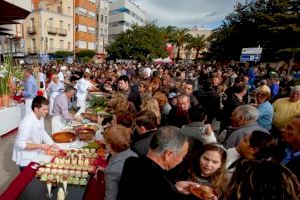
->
xmin=190 ymin=184 xmax=216 ymax=200
xmin=52 ymin=131 xmax=76 ymax=143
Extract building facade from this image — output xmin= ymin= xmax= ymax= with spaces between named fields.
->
xmin=23 ymin=0 xmax=74 ymax=63
xmin=108 ymin=0 xmax=146 ymax=42
xmin=96 ymin=0 xmax=109 ymax=56
xmin=75 ymin=0 xmax=97 ymax=53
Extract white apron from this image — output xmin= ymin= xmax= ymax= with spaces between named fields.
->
xmin=49 ymin=91 xmax=60 ymax=115
xmin=52 ymin=115 xmax=67 ymax=134
xmin=25 ymin=98 xmax=33 ymax=116
xmin=76 ymin=93 xmax=87 ymax=108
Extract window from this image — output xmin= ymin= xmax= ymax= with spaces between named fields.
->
xmin=88 ymin=27 xmax=95 ymax=34
xmin=100 ymin=28 xmax=103 ymax=35
xmin=89 ymin=11 xmax=96 ymax=18
xmin=77 ymin=24 xmax=87 ymax=32
xmin=49 ymin=18 xmax=53 ymax=27
xmin=101 ymin=15 xmax=104 ymax=23
xmin=104 ymin=29 xmax=107 ymax=35
xmin=30 ymin=18 xmax=35 ymax=27
xmin=31 ymin=38 xmax=36 ymax=48
xmin=75 ymin=40 xmax=87 ymax=48
xmin=60 ymin=21 xmax=63 ymax=29
xmin=104 ymin=16 xmax=108 ymax=24
xmin=75 ymin=7 xmax=87 ymax=16
xmin=68 ymin=24 xmax=71 ymax=31
xmin=49 ymin=39 xmax=54 ymax=49
xmin=68 ymin=6 xmax=71 ymax=13
xmin=88 ymin=42 xmax=95 ymax=50
xmin=60 ymin=40 xmax=64 ymax=49
xmin=68 ymin=42 xmax=71 ymax=50
xmin=89 ymin=0 xmax=96 ymax=3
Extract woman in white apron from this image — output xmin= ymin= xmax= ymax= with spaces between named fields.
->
xmin=75 ymin=73 xmax=94 ymax=113
xmin=47 ymin=74 xmax=64 ymax=115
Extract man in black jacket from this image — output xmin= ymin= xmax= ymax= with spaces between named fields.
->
xmin=117 ymin=75 xmax=141 ymax=111
xmin=117 ymin=126 xmax=198 ymax=200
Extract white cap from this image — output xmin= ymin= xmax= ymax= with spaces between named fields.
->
xmin=61 ymin=66 xmax=67 ymax=70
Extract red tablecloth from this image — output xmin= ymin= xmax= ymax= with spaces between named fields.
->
xmin=0 ymin=162 xmax=39 ymax=200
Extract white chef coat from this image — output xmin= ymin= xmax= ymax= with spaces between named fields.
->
xmin=12 ymin=112 xmax=54 ymax=167
xmin=75 ymin=78 xmax=92 ymax=108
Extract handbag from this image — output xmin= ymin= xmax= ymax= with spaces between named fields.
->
xmin=82 ymin=167 xmax=105 ymax=200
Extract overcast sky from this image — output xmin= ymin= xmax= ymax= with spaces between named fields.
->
xmin=133 ymin=0 xmax=242 ymax=30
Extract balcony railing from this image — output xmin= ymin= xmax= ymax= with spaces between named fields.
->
xmin=48 ymin=26 xmax=57 ymax=34
xmin=58 ymin=28 xmax=67 ymax=36
xmin=27 ymin=26 xmax=36 ymax=34
xmin=48 ymin=48 xmax=68 ymax=53
xmin=27 ymin=48 xmax=37 ymax=54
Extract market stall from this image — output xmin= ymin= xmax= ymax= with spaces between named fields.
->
xmin=0 ymin=103 xmax=25 ymax=136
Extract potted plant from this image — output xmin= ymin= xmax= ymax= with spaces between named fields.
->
xmin=0 ymin=55 xmax=16 ymax=107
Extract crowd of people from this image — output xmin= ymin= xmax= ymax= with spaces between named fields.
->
xmin=12 ymin=60 xmax=300 ymax=199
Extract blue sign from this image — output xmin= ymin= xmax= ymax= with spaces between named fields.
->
xmin=240 ymin=54 xmax=261 ymax=62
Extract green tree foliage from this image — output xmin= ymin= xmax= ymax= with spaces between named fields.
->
xmin=54 ymin=51 xmax=73 ymax=58
xmin=106 ymin=23 xmax=168 ymax=61
xmin=76 ymin=50 xmax=96 ymax=58
xmin=208 ymin=0 xmax=300 ymax=62
xmin=186 ymin=35 xmax=206 ymax=60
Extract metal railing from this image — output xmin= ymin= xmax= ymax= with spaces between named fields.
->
xmin=58 ymin=28 xmax=67 ymax=36
xmin=48 ymin=26 xmax=57 ymax=34
xmin=27 ymin=48 xmax=37 ymax=54
xmin=27 ymin=26 xmax=36 ymax=34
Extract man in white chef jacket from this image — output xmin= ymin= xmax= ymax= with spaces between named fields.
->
xmin=12 ymin=96 xmax=58 ymax=171
xmin=75 ymin=72 xmax=96 ymax=113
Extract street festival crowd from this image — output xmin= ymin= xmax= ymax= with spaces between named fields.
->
xmin=10 ymin=60 xmax=300 ymax=199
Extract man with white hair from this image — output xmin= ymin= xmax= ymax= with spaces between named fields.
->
xmin=117 ymin=126 xmax=198 ymax=200
xmin=223 ymin=105 xmax=269 ymax=148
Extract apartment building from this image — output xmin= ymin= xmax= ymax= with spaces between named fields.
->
xmin=23 ymin=0 xmax=74 ymax=63
xmin=108 ymin=0 xmax=146 ymax=42
xmin=75 ymin=0 xmax=97 ymax=53
xmin=96 ymin=0 xmax=109 ymax=56
xmin=0 ymin=0 xmax=31 ymax=62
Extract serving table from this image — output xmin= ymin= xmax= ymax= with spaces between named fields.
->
xmin=0 ymin=103 xmax=25 ymax=136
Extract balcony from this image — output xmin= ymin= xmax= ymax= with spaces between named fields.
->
xmin=48 ymin=26 xmax=57 ymax=34
xmin=27 ymin=26 xmax=36 ymax=34
xmin=58 ymin=28 xmax=67 ymax=36
xmin=48 ymin=48 xmax=68 ymax=53
xmin=27 ymin=48 xmax=37 ymax=54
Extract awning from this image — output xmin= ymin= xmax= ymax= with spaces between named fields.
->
xmin=0 ymin=1 xmax=31 ymax=24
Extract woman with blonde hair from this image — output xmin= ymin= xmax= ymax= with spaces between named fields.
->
xmin=140 ymin=97 xmax=161 ymax=126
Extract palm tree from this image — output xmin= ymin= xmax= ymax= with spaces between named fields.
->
xmin=186 ymin=35 xmax=206 ymax=60
xmin=161 ymin=26 xmax=176 ymax=43
xmin=173 ymin=28 xmax=192 ymax=60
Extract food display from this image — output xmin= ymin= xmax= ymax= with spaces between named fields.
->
xmin=190 ymin=185 xmax=216 ymax=199
xmin=73 ymin=125 xmax=99 ymax=141
xmin=36 ymin=149 xmax=99 ymax=186
xmin=52 ymin=131 xmax=76 ymax=143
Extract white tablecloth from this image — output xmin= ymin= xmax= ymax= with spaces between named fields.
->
xmin=0 ymin=103 xmax=25 ymax=136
